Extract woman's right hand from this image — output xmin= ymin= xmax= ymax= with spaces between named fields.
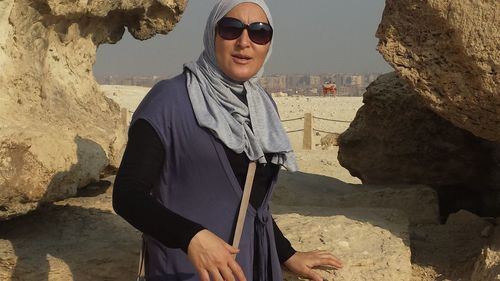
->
xmin=187 ymin=229 xmax=247 ymax=281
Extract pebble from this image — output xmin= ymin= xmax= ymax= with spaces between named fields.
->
xmin=338 ymin=241 xmax=350 ymax=248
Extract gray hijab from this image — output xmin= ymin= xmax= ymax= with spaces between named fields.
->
xmin=183 ymin=0 xmax=297 ymax=172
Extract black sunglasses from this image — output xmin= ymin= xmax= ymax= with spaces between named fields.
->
xmin=216 ymin=17 xmax=273 ymax=45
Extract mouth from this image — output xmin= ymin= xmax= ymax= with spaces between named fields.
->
xmin=231 ymin=54 xmax=252 ymax=64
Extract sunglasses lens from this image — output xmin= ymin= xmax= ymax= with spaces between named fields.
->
xmin=248 ymin=23 xmax=273 ymax=45
xmin=217 ymin=17 xmax=273 ymax=45
xmin=217 ymin=18 xmax=243 ymax=40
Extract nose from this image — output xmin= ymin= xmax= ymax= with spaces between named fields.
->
xmin=236 ymin=29 xmax=251 ymax=48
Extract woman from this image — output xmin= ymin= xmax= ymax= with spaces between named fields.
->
xmin=113 ymin=0 xmax=343 ymax=280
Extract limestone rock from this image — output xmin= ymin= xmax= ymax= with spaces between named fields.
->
xmin=471 ymin=226 xmax=500 ymax=281
xmin=320 ymin=133 xmax=339 ymax=149
xmin=376 ymin=0 xmax=500 ymax=142
xmin=274 ymin=207 xmax=412 ymax=281
xmin=411 ymin=210 xmax=493 ymax=280
xmin=272 ymin=170 xmax=439 ymax=225
xmin=0 ymin=0 xmax=186 ymax=220
xmin=337 ymin=73 xmax=500 ymax=193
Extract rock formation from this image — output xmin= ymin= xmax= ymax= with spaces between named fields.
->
xmin=0 ymin=0 xmax=186 ymax=220
xmin=376 ymin=0 xmax=500 ymax=142
xmin=338 ymin=73 xmax=499 ymax=195
xmin=471 ymin=226 xmax=500 ymax=281
xmin=320 ymin=133 xmax=339 ymax=149
xmin=339 ymin=0 xmax=500 ymax=272
xmin=275 ymin=208 xmax=412 ymax=281
xmin=272 ymin=170 xmax=439 ymax=225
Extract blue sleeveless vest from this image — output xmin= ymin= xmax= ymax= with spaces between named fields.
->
xmin=131 ymin=73 xmax=284 ymax=281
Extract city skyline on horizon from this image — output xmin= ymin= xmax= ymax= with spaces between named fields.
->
xmin=93 ymin=0 xmax=393 ymax=77
xmin=97 ymin=71 xmax=380 ymax=98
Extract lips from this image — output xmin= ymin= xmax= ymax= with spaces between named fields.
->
xmin=231 ymin=53 xmax=252 ymax=64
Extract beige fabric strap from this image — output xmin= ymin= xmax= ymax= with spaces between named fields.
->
xmin=232 ymin=161 xmax=257 ymax=252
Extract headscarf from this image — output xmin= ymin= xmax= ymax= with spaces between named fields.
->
xmin=183 ymin=0 xmax=298 ymax=171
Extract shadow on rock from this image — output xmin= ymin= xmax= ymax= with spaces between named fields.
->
xmin=1 ymin=202 xmax=139 ymax=281
xmin=0 ymin=136 xmax=137 ymax=280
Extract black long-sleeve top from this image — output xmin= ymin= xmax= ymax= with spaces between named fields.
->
xmin=113 ymin=119 xmax=296 ymax=263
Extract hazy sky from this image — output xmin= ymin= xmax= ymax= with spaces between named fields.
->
xmin=93 ymin=0 xmax=393 ymax=77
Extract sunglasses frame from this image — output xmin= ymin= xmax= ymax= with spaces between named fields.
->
xmin=216 ymin=17 xmax=273 ymax=45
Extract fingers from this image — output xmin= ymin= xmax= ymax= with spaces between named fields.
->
xmin=209 ymin=269 xmax=225 ymax=281
xmin=205 ymin=261 xmax=246 ymax=281
xmin=316 ymin=256 xmax=343 ymax=268
xmin=221 ymin=265 xmax=239 ymax=281
xmin=198 ymin=259 xmax=245 ymax=281
xmin=224 ymin=243 xmax=240 ymax=255
xmin=228 ymin=258 xmax=247 ymax=281
xmin=304 ymin=268 xmax=324 ymax=281
xmin=202 ymin=251 xmax=243 ymax=281
xmin=322 ymin=255 xmax=343 ymax=269
xmin=199 ymin=270 xmax=210 ymax=281
xmin=309 ymin=251 xmax=343 ymax=269
xmin=187 ymin=230 xmax=247 ymax=281
xmin=284 ymin=250 xmax=343 ymax=281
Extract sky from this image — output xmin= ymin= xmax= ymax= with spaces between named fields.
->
xmin=93 ymin=0 xmax=393 ymax=77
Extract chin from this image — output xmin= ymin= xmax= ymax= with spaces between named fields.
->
xmin=228 ymin=69 xmax=256 ymax=82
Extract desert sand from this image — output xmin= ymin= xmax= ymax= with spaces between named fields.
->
xmin=0 ymin=86 xmax=492 ymax=281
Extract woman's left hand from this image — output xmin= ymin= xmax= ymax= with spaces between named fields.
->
xmin=283 ymin=250 xmax=343 ymax=281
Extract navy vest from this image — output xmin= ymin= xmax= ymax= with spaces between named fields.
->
xmin=131 ymin=73 xmax=283 ymax=281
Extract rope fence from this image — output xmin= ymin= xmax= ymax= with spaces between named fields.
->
xmin=312 ymin=116 xmax=351 ymax=123
xmin=280 ymin=113 xmax=352 ymax=149
xmin=285 ymin=129 xmax=304 ymax=133
xmin=313 ymin=128 xmax=337 ymax=134
xmin=280 ymin=116 xmax=304 ymax=122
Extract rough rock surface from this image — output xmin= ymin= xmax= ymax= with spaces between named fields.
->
xmin=471 ymin=225 xmax=500 ymax=281
xmin=376 ymin=0 xmax=500 ymax=142
xmin=0 ymin=0 xmax=186 ymax=220
xmin=0 ymin=178 xmax=141 ymax=280
xmin=320 ymin=133 xmax=339 ymax=149
xmin=274 ymin=207 xmax=412 ymax=281
xmin=338 ymin=73 xmax=500 ymax=195
xmin=272 ymin=170 xmax=439 ymax=225
xmin=411 ymin=210 xmax=493 ymax=280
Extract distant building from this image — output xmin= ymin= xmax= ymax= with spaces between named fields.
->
xmin=350 ymin=75 xmax=363 ymax=86
xmin=260 ymin=75 xmax=287 ymax=92
xmin=309 ymin=75 xmax=321 ymax=88
xmin=97 ymin=72 xmax=382 ymax=96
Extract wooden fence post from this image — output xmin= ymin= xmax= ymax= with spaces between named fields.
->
xmin=303 ymin=113 xmax=312 ymax=150
xmin=121 ymin=108 xmax=129 ymax=126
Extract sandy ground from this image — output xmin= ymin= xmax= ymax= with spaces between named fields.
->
xmin=0 ymin=86 xmax=490 ymax=280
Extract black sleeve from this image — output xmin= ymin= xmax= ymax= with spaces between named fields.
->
xmin=272 ymin=218 xmax=296 ymax=263
xmin=112 ymin=119 xmax=205 ymax=253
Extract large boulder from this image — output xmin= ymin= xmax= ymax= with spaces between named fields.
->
xmin=376 ymin=0 xmax=500 ymax=142
xmin=0 ymin=0 xmax=186 ymax=220
xmin=338 ymin=73 xmax=500 ymax=195
xmin=275 ymin=207 xmax=412 ymax=281
xmin=272 ymin=170 xmax=439 ymax=225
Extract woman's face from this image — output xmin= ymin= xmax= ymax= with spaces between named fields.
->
xmin=215 ymin=3 xmax=271 ymax=82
